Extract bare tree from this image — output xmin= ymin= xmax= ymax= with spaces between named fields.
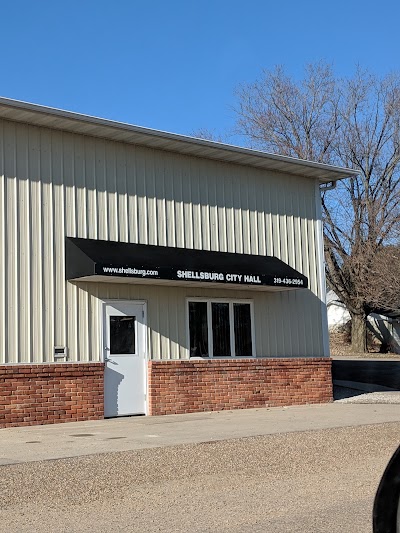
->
xmin=233 ymin=63 xmax=400 ymax=352
xmin=191 ymin=127 xmax=228 ymax=144
xmin=236 ymin=63 xmax=341 ymax=162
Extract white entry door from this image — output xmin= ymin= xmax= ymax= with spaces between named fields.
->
xmin=104 ymin=301 xmax=146 ymax=417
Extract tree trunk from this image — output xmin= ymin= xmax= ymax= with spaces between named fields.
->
xmin=350 ymin=312 xmax=367 ymax=353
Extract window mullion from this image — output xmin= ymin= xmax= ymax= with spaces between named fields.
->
xmin=229 ymin=302 xmax=235 ymax=357
xmin=207 ymin=301 xmax=213 ymax=357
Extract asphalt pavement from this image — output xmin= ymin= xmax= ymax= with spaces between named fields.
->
xmin=1 ymin=421 xmax=400 ymax=532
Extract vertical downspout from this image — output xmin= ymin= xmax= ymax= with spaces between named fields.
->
xmin=315 ymin=181 xmax=335 ymax=357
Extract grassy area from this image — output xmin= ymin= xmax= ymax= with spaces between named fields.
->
xmin=329 ymin=329 xmax=400 ymax=358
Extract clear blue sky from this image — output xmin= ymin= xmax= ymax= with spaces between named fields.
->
xmin=1 ymin=0 xmax=399 ymax=143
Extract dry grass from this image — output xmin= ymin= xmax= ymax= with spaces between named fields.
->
xmin=329 ymin=326 xmax=400 ymax=358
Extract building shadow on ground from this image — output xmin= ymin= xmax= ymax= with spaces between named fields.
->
xmin=333 ymin=384 xmax=370 ymax=401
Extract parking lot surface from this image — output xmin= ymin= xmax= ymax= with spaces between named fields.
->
xmin=1 ymin=421 xmax=399 ymax=532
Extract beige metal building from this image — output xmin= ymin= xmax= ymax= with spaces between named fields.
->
xmin=0 ymin=98 xmax=356 ymax=427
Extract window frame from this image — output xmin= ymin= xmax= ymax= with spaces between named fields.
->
xmin=186 ymin=297 xmax=256 ymax=358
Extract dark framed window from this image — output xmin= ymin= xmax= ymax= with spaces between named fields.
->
xmin=110 ymin=315 xmax=136 ymax=354
xmin=233 ymin=303 xmax=253 ymax=356
xmin=189 ymin=301 xmax=209 ymax=357
xmin=188 ymin=300 xmax=254 ymax=358
xmin=212 ymin=302 xmax=231 ymax=356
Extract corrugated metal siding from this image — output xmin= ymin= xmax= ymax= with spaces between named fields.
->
xmin=0 ymin=119 xmax=324 ymax=363
xmin=65 ymin=283 xmax=324 ymax=360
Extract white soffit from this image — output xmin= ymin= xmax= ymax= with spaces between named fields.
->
xmin=0 ymin=97 xmax=358 ymax=183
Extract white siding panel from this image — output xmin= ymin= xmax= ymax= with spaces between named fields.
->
xmin=115 ymin=142 xmax=128 ymax=244
xmin=5 ymin=122 xmax=18 ymax=363
xmin=30 ymin=179 xmax=43 ymax=362
xmin=155 ymin=155 xmax=167 ymax=248
xmin=0 ymin=119 xmax=325 ymax=363
xmin=85 ymin=138 xmax=98 ymax=240
xmin=96 ymin=140 xmax=109 ymax=241
xmin=183 ymin=160 xmax=194 ymax=250
xmin=18 ymin=156 xmax=31 ymax=361
xmin=0 ymin=122 xmax=5 ymax=361
xmin=105 ymin=143 xmax=118 ymax=242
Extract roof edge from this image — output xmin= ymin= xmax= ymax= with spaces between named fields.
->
xmin=0 ymin=96 xmax=359 ymax=182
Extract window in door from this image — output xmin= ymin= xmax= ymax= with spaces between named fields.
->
xmin=110 ymin=316 xmax=136 ymax=354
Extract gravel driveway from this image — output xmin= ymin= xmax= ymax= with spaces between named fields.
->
xmin=1 ymin=422 xmax=400 ymax=532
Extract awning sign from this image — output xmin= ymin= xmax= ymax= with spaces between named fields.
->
xmin=95 ymin=265 xmax=306 ymax=288
xmin=66 ymin=237 xmax=308 ymax=289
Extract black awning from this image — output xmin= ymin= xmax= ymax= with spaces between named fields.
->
xmin=65 ymin=237 xmax=308 ymax=289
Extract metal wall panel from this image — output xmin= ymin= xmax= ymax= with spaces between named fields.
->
xmin=0 ymin=119 xmax=325 ymax=363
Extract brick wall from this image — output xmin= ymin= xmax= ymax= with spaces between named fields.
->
xmin=148 ymin=358 xmax=332 ymax=415
xmin=1 ymin=359 xmax=332 ymax=427
xmin=0 ymin=363 xmax=104 ymax=428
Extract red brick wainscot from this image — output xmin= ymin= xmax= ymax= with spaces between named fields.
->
xmin=148 ymin=358 xmax=333 ymax=415
xmin=0 ymin=363 xmax=104 ymax=428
